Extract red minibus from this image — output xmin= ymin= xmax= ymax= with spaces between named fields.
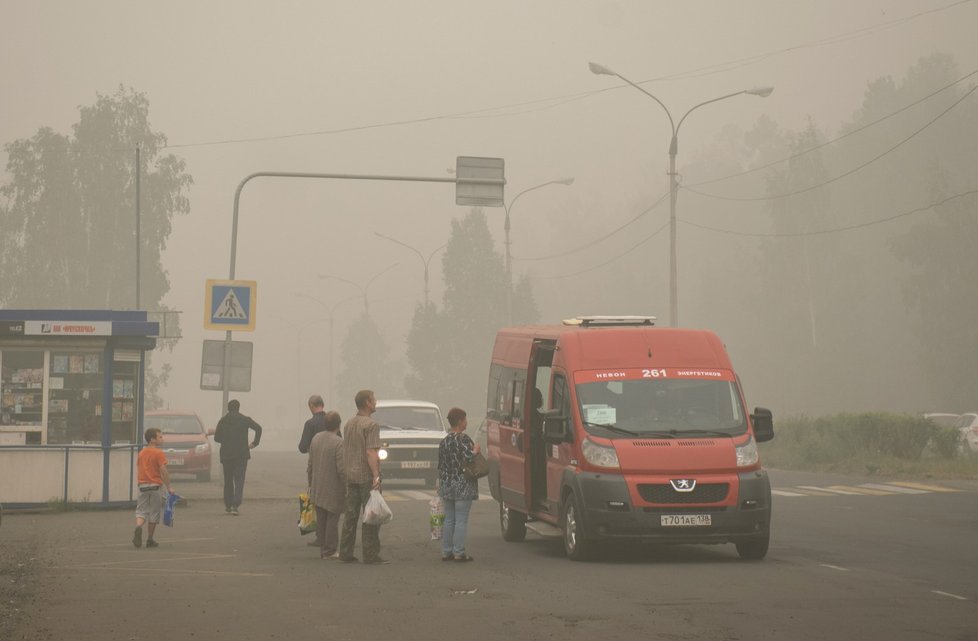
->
xmin=484 ymin=316 xmax=774 ymax=561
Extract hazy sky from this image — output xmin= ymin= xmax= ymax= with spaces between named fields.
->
xmin=2 ymin=0 xmax=976 ymax=441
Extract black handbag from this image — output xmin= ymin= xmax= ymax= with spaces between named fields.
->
xmin=462 ymin=452 xmax=489 ymax=479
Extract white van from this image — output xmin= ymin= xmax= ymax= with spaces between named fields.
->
xmin=373 ymin=400 xmax=447 ymax=488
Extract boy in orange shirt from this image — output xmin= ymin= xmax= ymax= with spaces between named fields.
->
xmin=133 ymin=427 xmax=173 ymax=548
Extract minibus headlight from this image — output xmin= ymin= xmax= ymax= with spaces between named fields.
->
xmin=378 ymin=448 xmax=388 ymax=461
xmin=582 ymin=438 xmax=620 ymax=469
xmin=736 ymin=435 xmax=759 ymax=467
xmin=194 ymin=443 xmax=210 ymax=454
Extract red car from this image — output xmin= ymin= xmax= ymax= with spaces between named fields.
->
xmin=144 ymin=410 xmax=214 ymax=481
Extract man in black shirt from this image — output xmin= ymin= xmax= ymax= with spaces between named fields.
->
xmin=298 ymin=395 xmax=328 ymax=454
xmin=299 ymin=395 xmax=328 ymax=546
xmin=213 ymin=399 xmax=262 ymax=516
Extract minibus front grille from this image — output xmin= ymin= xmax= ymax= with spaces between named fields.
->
xmin=637 ymin=483 xmax=730 ymax=504
xmin=632 ymin=440 xmax=718 ymax=447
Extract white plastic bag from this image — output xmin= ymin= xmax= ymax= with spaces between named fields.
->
xmin=429 ymin=495 xmax=445 ymax=540
xmin=362 ymin=489 xmax=393 ymax=526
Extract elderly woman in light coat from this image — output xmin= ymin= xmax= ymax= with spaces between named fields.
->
xmin=307 ymin=411 xmax=345 ymax=559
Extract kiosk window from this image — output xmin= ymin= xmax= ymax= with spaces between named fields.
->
xmin=1 ymin=350 xmax=44 ymax=426
xmin=48 ymin=351 xmax=103 ymax=444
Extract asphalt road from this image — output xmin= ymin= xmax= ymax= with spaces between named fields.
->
xmin=2 ymin=453 xmax=977 ymax=641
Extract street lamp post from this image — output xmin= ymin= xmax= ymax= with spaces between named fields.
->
xmin=504 ymin=178 xmax=574 ymax=324
xmin=296 ymin=293 xmax=362 ymax=407
xmin=589 ymin=61 xmax=772 ymax=327
xmin=317 ymin=263 xmax=398 ymax=315
xmin=373 ymin=232 xmax=447 ymax=307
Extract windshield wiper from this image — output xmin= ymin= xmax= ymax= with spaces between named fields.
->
xmin=637 ymin=430 xmax=678 ymax=439
xmin=582 ymin=421 xmax=641 ymax=436
xmin=669 ymin=429 xmax=734 ymax=438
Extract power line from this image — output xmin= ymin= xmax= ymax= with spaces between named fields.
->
xmin=682 ymin=84 xmax=978 ymax=202
xmin=529 ymin=189 xmax=977 ymax=282
xmin=680 ymin=189 xmax=978 ymax=238
xmin=3 ymin=1 xmax=970 ymax=156
xmin=685 ymin=68 xmax=978 ymax=188
xmin=655 ymin=0 xmax=973 ymax=83
xmin=512 ymin=189 xmax=669 ymax=262
xmin=534 ymin=220 xmax=670 ymax=280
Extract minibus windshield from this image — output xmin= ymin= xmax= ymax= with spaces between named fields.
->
xmin=575 ymin=375 xmax=746 ymax=438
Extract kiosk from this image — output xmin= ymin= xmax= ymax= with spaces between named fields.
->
xmin=0 ymin=310 xmax=159 ymax=507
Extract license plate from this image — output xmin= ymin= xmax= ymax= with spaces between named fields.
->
xmin=660 ymin=514 xmax=711 ymax=527
xmin=169 ymin=458 xmax=184 ymax=466
xmin=400 ymin=461 xmax=430 ymax=469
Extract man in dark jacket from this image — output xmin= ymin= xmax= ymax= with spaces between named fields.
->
xmin=214 ymin=399 xmax=262 ymax=516
xmin=299 ymin=394 xmax=328 ymax=546
xmin=298 ymin=395 xmax=328 ymax=454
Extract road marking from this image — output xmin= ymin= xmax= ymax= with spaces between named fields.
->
xmin=398 ymin=490 xmax=435 ymax=501
xmin=52 ymin=565 xmax=271 ymax=577
xmin=788 ymin=487 xmax=839 ymax=496
xmin=826 ymin=485 xmax=895 ymax=496
xmin=819 ymin=564 xmax=850 ymax=572
xmin=772 ymin=489 xmax=808 ymax=496
xmin=859 ymin=483 xmax=928 ymax=494
xmin=797 ymin=485 xmax=862 ymax=495
xmin=60 ymin=553 xmax=236 ymax=568
xmin=932 ymin=590 xmax=968 ymax=601
xmin=889 ymin=481 xmax=959 ymax=493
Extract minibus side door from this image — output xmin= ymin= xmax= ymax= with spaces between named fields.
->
xmin=496 ymin=366 xmax=528 ymax=509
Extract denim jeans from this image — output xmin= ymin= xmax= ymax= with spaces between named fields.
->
xmin=442 ymin=498 xmax=473 ymax=557
xmin=222 ymin=459 xmax=248 ymax=508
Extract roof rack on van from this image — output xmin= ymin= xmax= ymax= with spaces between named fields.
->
xmin=562 ymin=315 xmax=657 ymax=327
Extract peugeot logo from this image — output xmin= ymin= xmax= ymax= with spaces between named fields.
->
xmin=670 ymin=479 xmax=696 ymax=492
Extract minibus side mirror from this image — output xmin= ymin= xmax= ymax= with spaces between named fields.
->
xmin=543 ymin=411 xmax=572 ymax=444
xmin=751 ymin=407 xmax=774 ymax=443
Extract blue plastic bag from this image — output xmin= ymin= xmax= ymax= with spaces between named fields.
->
xmin=163 ymin=492 xmax=182 ymax=527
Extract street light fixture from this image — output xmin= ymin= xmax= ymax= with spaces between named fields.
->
xmin=317 ymin=262 xmax=398 ymax=315
xmin=589 ymin=61 xmax=773 ymax=327
xmin=373 ymin=232 xmax=447 ymax=307
xmin=504 ymin=178 xmax=574 ymax=324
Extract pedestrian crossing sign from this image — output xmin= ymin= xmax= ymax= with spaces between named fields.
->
xmin=204 ymin=279 xmax=257 ymax=331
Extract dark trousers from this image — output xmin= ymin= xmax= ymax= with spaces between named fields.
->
xmin=339 ymin=482 xmax=381 ymax=561
xmin=222 ymin=459 xmax=248 ymax=508
xmin=315 ymin=506 xmax=341 ymax=556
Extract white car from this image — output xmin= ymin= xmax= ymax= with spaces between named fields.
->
xmin=373 ymin=400 xmax=447 ymax=487
xmin=954 ymin=413 xmax=978 ymax=454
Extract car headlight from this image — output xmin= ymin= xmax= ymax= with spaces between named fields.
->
xmin=195 ymin=443 xmax=210 ymax=454
xmin=736 ymin=435 xmax=759 ymax=467
xmin=378 ymin=448 xmax=388 ymax=461
xmin=581 ymin=438 xmax=620 ymax=469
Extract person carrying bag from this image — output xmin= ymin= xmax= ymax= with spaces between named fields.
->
xmin=436 ymin=407 xmax=480 ymax=562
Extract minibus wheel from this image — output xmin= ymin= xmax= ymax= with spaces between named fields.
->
xmin=735 ymin=535 xmax=769 ymax=560
xmin=500 ymin=502 xmax=526 ymax=542
xmin=562 ymin=493 xmax=593 ymax=561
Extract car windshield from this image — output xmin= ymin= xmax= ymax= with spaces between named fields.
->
xmin=575 ymin=374 xmax=746 ymax=438
xmin=145 ymin=415 xmax=203 ymax=435
xmin=955 ymin=414 xmax=978 ymax=429
xmin=374 ymin=407 xmax=444 ymax=431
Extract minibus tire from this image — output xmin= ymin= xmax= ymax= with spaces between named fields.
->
xmin=500 ymin=502 xmax=526 ymax=542
xmin=735 ymin=535 xmax=769 ymax=560
xmin=562 ymin=493 xmax=593 ymax=561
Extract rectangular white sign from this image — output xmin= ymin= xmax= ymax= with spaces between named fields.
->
xmin=24 ymin=321 xmax=112 ymax=336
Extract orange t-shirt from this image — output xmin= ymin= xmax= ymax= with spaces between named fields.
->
xmin=137 ymin=447 xmax=168 ymax=485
